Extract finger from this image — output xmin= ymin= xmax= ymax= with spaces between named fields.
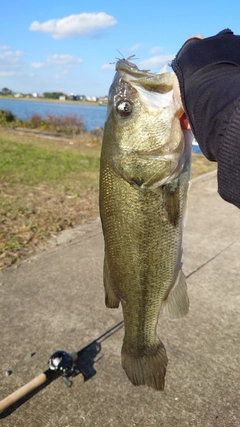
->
xmin=180 ymin=113 xmax=191 ymax=130
xmin=186 ymin=34 xmax=204 ymax=41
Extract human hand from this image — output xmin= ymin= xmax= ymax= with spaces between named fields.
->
xmin=173 ymin=34 xmax=204 ymax=130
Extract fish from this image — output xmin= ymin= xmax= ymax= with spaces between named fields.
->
xmin=99 ymin=57 xmax=192 ymax=391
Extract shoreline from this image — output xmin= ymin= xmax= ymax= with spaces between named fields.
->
xmin=0 ymin=96 xmax=107 ymax=107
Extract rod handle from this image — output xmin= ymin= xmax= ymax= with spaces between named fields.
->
xmin=0 ymin=371 xmax=49 ymax=413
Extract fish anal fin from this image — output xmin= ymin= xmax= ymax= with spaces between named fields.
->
xmin=121 ymin=342 xmax=168 ymax=391
xmin=162 ymin=269 xmax=189 ymax=319
xmin=103 ymin=256 xmax=120 ymax=308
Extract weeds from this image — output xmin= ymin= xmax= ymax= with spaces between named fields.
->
xmin=0 ymin=109 xmax=22 ymax=127
xmin=45 ymin=113 xmax=85 ymax=135
xmin=0 ymin=109 xmax=85 ymax=136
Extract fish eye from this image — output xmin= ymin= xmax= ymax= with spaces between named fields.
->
xmin=116 ymin=100 xmax=133 ymax=117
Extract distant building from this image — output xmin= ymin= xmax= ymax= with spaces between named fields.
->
xmin=86 ymin=96 xmax=97 ymax=102
xmin=59 ymin=95 xmax=66 ymax=101
xmin=98 ymin=96 xmax=108 ymax=105
xmin=32 ymin=93 xmax=38 ymax=98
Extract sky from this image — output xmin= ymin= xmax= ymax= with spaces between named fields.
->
xmin=1 ymin=0 xmax=240 ymax=97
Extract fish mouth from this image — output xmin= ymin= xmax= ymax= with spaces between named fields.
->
xmin=116 ymin=59 xmax=173 ymax=93
xmin=114 ymin=59 xmax=174 ymax=111
xmin=115 ymin=58 xmax=151 ymax=78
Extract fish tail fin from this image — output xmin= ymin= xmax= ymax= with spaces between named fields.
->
xmin=121 ymin=341 xmax=168 ymax=391
xmin=162 ymin=269 xmax=189 ymax=319
xmin=103 ymin=256 xmax=120 ymax=308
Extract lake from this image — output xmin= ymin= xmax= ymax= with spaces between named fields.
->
xmin=0 ymin=98 xmax=202 ymax=153
xmin=0 ymin=98 xmax=107 ymax=131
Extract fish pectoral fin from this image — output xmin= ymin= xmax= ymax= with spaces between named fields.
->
xmin=103 ymin=256 xmax=120 ymax=308
xmin=162 ymin=180 xmax=180 ymax=227
xmin=162 ymin=269 xmax=189 ymax=319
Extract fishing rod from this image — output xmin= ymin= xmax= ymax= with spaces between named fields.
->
xmin=0 ymin=320 xmax=124 ymax=414
xmin=0 ymin=350 xmax=80 ymax=414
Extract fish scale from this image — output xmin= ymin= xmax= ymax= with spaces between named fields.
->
xmin=100 ymin=58 xmax=192 ymax=390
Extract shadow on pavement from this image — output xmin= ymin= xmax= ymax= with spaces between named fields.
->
xmin=76 ymin=320 xmax=124 ymax=380
xmin=0 ymin=320 xmax=124 ymax=419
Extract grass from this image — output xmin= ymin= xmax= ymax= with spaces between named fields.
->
xmin=0 ymin=129 xmax=100 ymax=269
xmin=0 ymin=138 xmax=98 ymax=189
xmin=0 ymin=129 xmax=217 ymax=269
xmin=191 ymin=153 xmax=216 ymax=179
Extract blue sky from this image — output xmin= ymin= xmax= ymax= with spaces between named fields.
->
xmin=1 ymin=0 xmax=240 ymax=97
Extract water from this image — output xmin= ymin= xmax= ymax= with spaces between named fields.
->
xmin=193 ymin=146 xmax=202 ymax=154
xmin=0 ymin=98 xmax=107 ymax=131
xmin=0 ymin=98 xmax=203 ymax=153
xmin=192 ymin=142 xmax=202 ymax=154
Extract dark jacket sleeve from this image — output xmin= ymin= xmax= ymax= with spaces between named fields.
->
xmin=172 ymin=29 xmax=240 ymax=208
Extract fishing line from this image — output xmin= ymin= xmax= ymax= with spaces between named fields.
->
xmin=186 ymin=241 xmax=236 ymax=279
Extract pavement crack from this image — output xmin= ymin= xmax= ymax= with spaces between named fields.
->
xmin=186 ymin=241 xmax=236 ymax=279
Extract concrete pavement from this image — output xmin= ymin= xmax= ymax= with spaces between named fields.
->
xmin=0 ymin=171 xmax=240 ymax=427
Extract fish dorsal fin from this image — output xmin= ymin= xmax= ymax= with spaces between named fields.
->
xmin=162 ymin=269 xmax=189 ymax=319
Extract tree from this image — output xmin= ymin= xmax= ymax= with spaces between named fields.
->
xmin=1 ymin=88 xmax=12 ymax=96
xmin=43 ymin=92 xmax=66 ymax=99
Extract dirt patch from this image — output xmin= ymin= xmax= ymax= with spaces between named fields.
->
xmin=0 ymin=182 xmax=99 ymax=270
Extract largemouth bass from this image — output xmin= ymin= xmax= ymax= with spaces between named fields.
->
xmin=99 ymin=58 xmax=191 ymax=391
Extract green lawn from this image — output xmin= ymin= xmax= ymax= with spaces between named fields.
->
xmin=0 ymin=136 xmax=100 ymax=191
xmin=0 ymin=130 xmax=100 ymax=269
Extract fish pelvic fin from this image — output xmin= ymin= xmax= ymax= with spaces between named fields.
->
xmin=121 ymin=342 xmax=168 ymax=391
xmin=103 ymin=256 xmax=120 ymax=308
xmin=162 ymin=269 xmax=189 ymax=319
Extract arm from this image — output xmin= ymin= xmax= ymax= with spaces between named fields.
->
xmin=173 ymin=35 xmax=204 ymax=130
xmin=171 ymin=30 xmax=240 ymax=208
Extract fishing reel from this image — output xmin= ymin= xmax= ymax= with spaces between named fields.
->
xmin=48 ymin=350 xmax=79 ymax=387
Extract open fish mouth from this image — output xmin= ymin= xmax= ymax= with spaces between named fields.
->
xmin=113 ymin=58 xmax=175 ymax=112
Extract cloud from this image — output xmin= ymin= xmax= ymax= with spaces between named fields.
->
xmin=30 ymin=62 xmax=45 ymax=69
xmin=0 ymin=71 xmax=15 ymax=76
xmin=0 ymin=50 xmax=23 ymax=75
xmin=100 ymin=63 xmax=115 ymax=71
xmin=30 ymin=54 xmax=83 ymax=75
xmin=0 ymin=50 xmax=22 ymax=61
xmin=29 ymin=12 xmax=117 ymax=39
xmin=0 ymin=45 xmax=10 ymax=50
xmin=128 ymin=43 xmax=142 ymax=52
xmin=149 ymin=46 xmax=162 ymax=55
xmin=139 ymin=54 xmax=175 ymax=71
xmin=46 ymin=54 xmax=83 ymax=67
